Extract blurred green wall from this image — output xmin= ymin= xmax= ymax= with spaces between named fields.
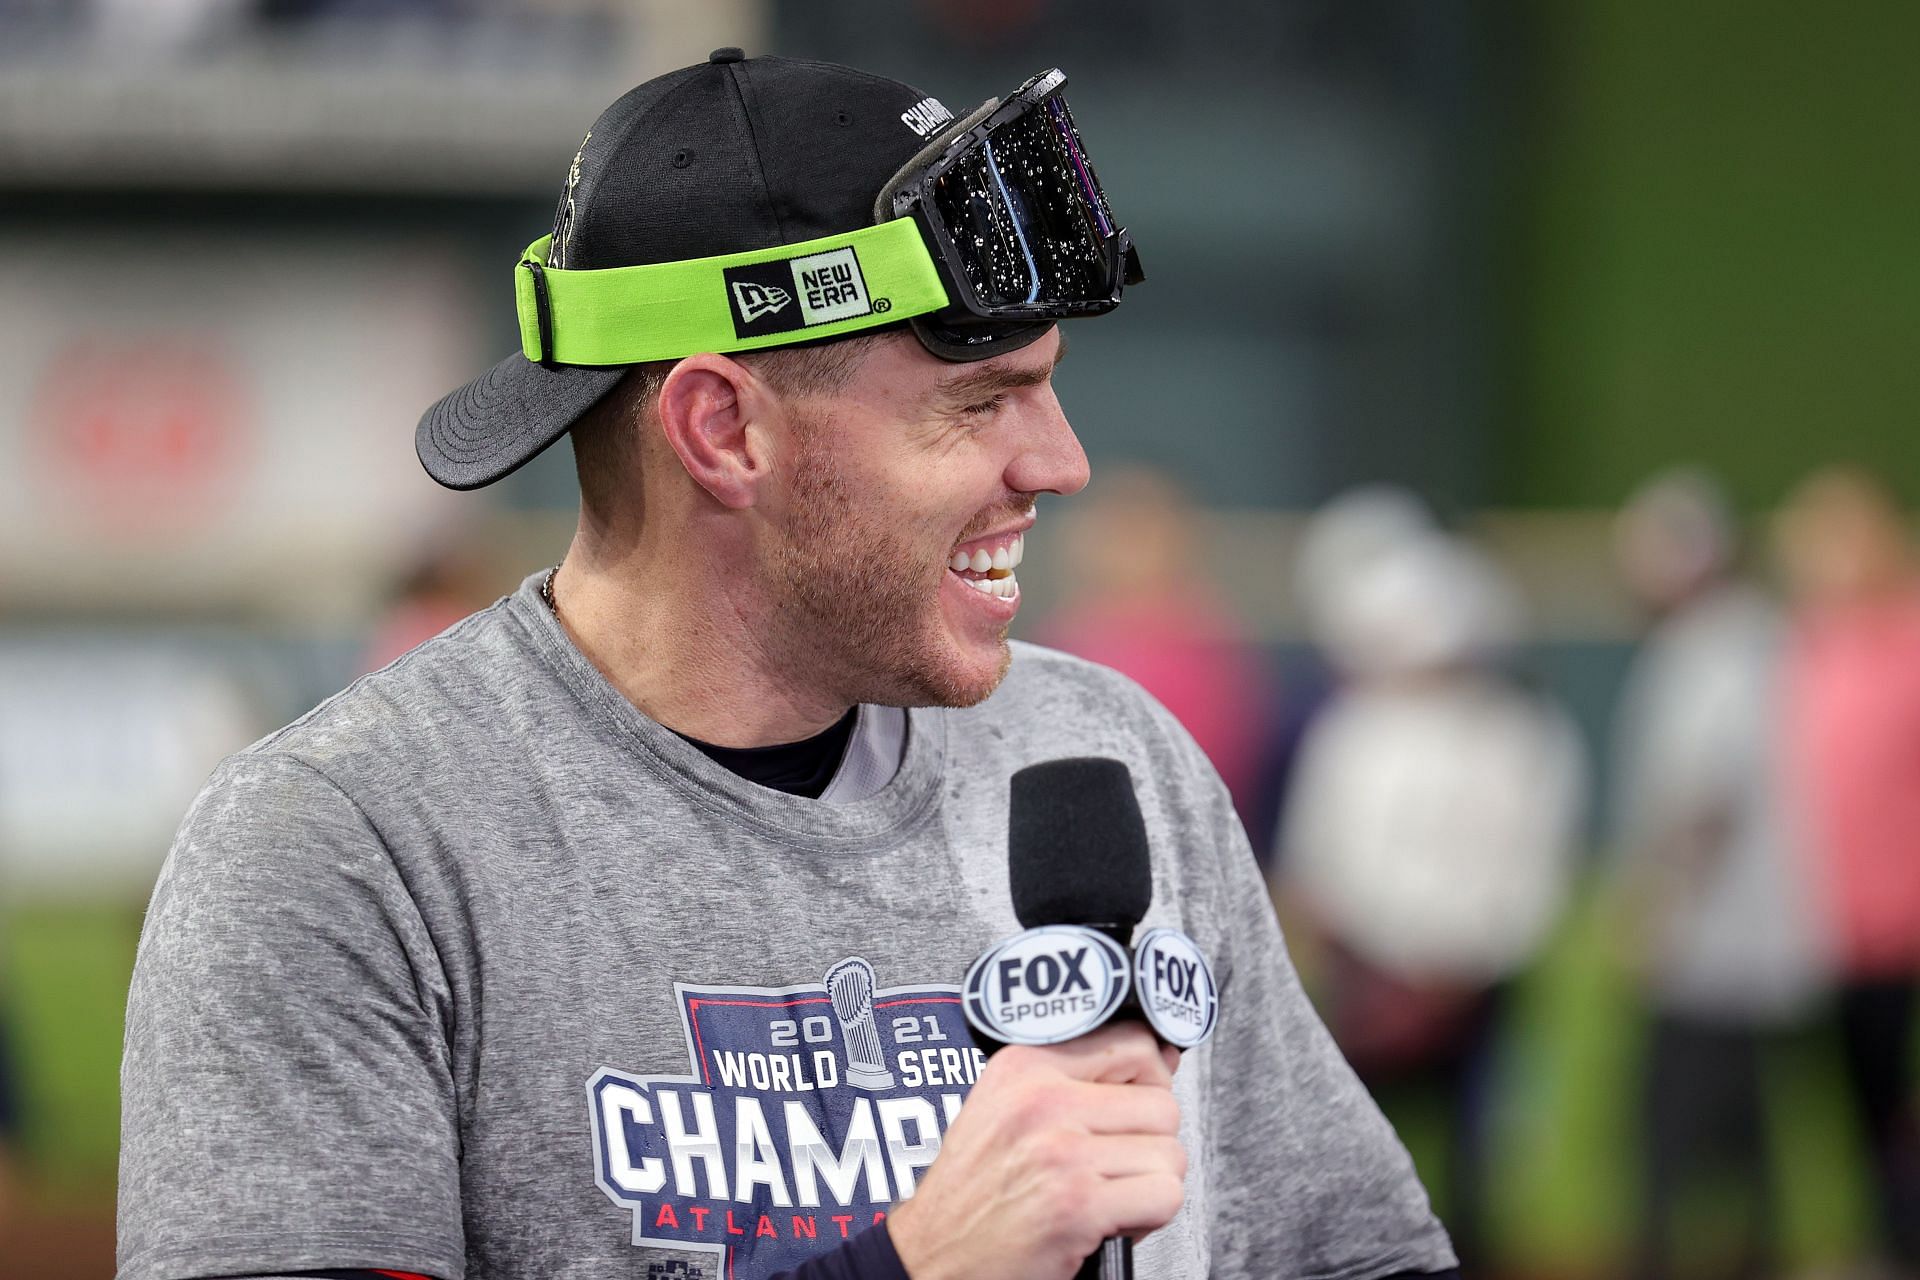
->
xmin=1505 ymin=1 xmax=1918 ymax=509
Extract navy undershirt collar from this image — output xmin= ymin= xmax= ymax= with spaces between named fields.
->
xmin=672 ymin=706 xmax=859 ymax=799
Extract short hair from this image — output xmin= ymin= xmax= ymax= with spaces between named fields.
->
xmin=570 ymin=333 xmax=890 ymax=515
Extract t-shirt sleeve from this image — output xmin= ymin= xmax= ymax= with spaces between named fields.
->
xmin=1185 ymin=734 xmax=1459 ymax=1277
xmin=764 ymin=1222 xmax=909 ymax=1280
xmin=118 ymin=753 xmax=465 ymax=1280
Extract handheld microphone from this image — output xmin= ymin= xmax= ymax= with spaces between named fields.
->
xmin=1012 ymin=758 xmax=1147 ymax=1280
xmin=1006 ymin=760 xmax=1220 ymax=1058
xmin=964 ymin=759 xmax=1151 ymax=1054
xmin=963 ymin=758 xmax=1216 ymax=1280
xmin=1008 ymin=757 xmax=1153 ymax=940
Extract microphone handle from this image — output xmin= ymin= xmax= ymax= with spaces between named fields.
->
xmin=1067 ymin=923 xmax=1137 ymax=1280
xmin=1074 ymin=1235 xmax=1131 ymax=1280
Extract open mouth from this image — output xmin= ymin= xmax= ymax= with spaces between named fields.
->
xmin=946 ymin=530 xmax=1025 ymax=600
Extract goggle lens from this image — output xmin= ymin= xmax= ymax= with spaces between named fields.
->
xmin=928 ymin=91 xmax=1120 ymax=311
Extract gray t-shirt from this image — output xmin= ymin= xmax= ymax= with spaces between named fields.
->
xmin=118 ymin=573 xmax=1453 ymax=1280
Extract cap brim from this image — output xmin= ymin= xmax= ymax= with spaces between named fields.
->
xmin=417 ymin=352 xmax=628 ymax=491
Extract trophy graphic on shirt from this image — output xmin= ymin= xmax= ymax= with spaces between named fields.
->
xmin=824 ymin=957 xmax=895 ymax=1090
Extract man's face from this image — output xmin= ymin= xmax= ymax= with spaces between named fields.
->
xmin=763 ymin=326 xmax=1088 ymax=709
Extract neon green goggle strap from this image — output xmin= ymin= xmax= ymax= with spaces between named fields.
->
xmin=514 ymin=218 xmax=951 ymax=366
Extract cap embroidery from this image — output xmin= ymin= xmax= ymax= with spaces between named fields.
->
xmin=550 ymin=129 xmax=592 ymax=268
xmin=900 ymin=97 xmax=954 ymax=139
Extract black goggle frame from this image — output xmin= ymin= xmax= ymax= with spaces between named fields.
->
xmin=881 ymin=68 xmax=1145 ymax=326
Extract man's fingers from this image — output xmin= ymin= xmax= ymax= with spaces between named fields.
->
xmin=1098 ymin=1171 xmax=1187 ymax=1238
xmin=895 ymin=1023 xmax=1191 ymax=1277
xmin=1073 ymin=1081 xmax=1181 ymax=1136
xmin=1038 ymin=1022 xmax=1174 ymax=1085
xmin=1084 ymin=1133 xmax=1188 ymax=1181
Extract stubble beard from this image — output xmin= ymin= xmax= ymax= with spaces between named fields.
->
xmin=771 ymin=430 xmax=1012 ymax=709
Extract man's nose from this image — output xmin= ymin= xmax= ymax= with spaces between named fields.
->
xmin=1006 ymin=385 xmax=1090 ymax=498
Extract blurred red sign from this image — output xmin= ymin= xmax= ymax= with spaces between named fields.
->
xmin=29 ymin=337 xmax=252 ymax=539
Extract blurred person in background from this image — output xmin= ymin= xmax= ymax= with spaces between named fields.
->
xmin=0 ymin=986 xmax=17 ymax=1240
xmin=1608 ymin=468 xmax=1826 ymax=1280
xmin=0 ymin=591 xmax=20 ymax=1243
xmin=1257 ymin=484 xmax=1438 ymax=870
xmin=1275 ymin=522 xmax=1587 ymax=1271
xmin=0 ymin=690 xmax=14 ymax=1245
xmin=359 ymin=539 xmax=501 ymax=673
xmin=1291 ymin=487 xmax=1437 ymax=652
xmin=1034 ymin=464 xmax=1277 ymax=837
xmin=1776 ymin=465 xmax=1920 ymax=1274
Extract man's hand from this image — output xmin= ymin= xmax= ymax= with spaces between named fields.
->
xmin=886 ymin=1021 xmax=1185 ymax=1280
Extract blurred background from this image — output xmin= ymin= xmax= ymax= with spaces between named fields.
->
xmin=1 ymin=1 xmax=1915 ymax=1276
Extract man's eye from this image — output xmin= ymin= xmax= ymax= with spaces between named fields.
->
xmin=961 ymin=393 xmax=1008 ymax=417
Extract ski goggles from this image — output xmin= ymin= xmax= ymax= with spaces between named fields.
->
xmin=514 ymin=67 xmax=1142 ymax=367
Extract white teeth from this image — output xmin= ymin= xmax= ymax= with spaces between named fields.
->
xmin=958 ymin=571 xmax=1019 ymax=599
xmin=949 ymin=534 xmax=1028 ymax=581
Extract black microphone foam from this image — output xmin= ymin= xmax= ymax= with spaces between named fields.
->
xmin=1008 ymin=757 xmax=1152 ymax=932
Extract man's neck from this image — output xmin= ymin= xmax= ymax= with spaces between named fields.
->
xmin=544 ymin=546 xmax=855 ymax=748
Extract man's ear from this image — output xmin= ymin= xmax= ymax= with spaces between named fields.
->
xmin=655 ymin=354 xmax=776 ymax=509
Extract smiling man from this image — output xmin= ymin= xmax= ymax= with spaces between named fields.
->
xmin=551 ymin=327 xmax=1077 ymax=747
xmin=117 ymin=51 xmax=1456 ymax=1280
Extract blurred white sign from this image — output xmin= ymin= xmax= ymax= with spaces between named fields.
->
xmin=0 ymin=637 xmax=266 ymax=896
xmin=0 ymin=230 xmax=480 ymax=621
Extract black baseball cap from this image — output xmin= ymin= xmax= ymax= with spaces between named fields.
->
xmin=417 ymin=49 xmax=1042 ymax=492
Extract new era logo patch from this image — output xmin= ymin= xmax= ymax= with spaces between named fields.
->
xmin=730 ymin=280 xmax=791 ymax=323
xmin=791 ymin=247 xmax=871 ymax=323
xmin=723 ymin=246 xmax=877 ymax=340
